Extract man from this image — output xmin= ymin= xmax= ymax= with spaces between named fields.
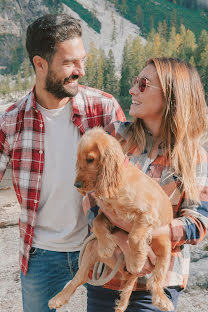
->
xmin=0 ymin=14 xmax=125 ymax=311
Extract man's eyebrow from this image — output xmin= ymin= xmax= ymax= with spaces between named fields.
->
xmin=62 ymin=55 xmax=86 ymax=63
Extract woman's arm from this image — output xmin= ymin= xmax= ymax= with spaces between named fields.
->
xmin=169 ymin=149 xmax=208 ymax=249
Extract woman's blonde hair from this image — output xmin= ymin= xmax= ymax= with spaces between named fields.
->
xmin=126 ymin=57 xmax=208 ymax=202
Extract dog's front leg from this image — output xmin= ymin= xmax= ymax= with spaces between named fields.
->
xmin=93 ymin=212 xmax=117 ymax=258
xmin=115 ymin=275 xmax=138 ymax=312
xmin=127 ymin=217 xmax=152 ymax=275
xmin=48 ymin=239 xmax=99 ymax=310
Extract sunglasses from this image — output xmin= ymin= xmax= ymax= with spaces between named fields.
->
xmin=132 ymin=77 xmax=160 ymax=92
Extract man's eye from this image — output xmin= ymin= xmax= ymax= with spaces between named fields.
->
xmin=86 ymin=158 xmax=94 ymax=164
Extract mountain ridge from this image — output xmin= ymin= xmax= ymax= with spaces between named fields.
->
xmin=0 ymin=0 xmax=142 ymax=74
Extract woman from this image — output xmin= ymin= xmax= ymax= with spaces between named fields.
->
xmin=84 ymin=57 xmax=208 ymax=311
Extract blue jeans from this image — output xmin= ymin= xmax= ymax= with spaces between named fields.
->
xmin=21 ymin=247 xmax=80 ymax=312
xmin=87 ymin=284 xmax=183 ymax=312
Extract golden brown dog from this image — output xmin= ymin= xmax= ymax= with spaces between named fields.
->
xmin=48 ymin=127 xmax=174 ymax=312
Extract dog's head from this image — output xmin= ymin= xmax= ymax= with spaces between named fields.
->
xmin=74 ymin=127 xmax=125 ymax=199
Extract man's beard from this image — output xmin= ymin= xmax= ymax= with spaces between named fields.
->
xmin=45 ymin=68 xmax=79 ymax=99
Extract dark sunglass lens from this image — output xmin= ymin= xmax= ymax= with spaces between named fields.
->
xmin=139 ymin=78 xmax=147 ymax=92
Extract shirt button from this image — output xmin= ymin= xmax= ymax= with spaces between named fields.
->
xmin=34 ymin=200 xmax=38 ymax=204
xmin=40 ymin=124 xmax=43 ymax=128
xmin=39 ymin=150 xmax=43 ymax=154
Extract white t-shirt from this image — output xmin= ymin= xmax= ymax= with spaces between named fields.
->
xmin=32 ymin=102 xmax=88 ymax=251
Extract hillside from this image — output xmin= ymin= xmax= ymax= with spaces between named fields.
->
xmin=109 ymin=0 xmax=208 ymax=39
xmin=0 ymin=0 xmax=141 ymax=74
xmin=1 ymin=0 xmax=208 ymax=75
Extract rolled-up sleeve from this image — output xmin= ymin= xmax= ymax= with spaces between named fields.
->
xmin=170 ymin=148 xmax=208 ymax=248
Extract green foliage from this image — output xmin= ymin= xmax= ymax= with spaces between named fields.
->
xmin=80 ymin=42 xmax=104 ymax=89
xmin=120 ymin=36 xmax=145 ymax=97
xmin=2 ymin=36 xmax=26 ymax=75
xmin=62 ymin=0 xmax=101 ymax=33
xmin=43 ymin=0 xmax=60 ymax=12
xmin=103 ymin=49 xmax=119 ymax=97
xmin=80 ymin=43 xmax=119 ymax=98
xmin=0 ymin=75 xmax=11 ymax=95
xmin=2 ymin=24 xmax=208 ymax=117
xmin=168 ymin=0 xmax=204 ymax=11
xmin=0 ymin=59 xmax=35 ymax=97
xmin=108 ymin=0 xmax=208 ymax=40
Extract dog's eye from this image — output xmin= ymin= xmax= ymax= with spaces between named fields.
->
xmin=86 ymin=158 xmax=94 ymax=164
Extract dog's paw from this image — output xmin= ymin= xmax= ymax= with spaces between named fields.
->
xmin=48 ymin=293 xmax=69 ymax=310
xmin=152 ymin=295 xmax=174 ymax=311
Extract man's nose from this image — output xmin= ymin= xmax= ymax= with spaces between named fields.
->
xmin=74 ymin=181 xmax=83 ymax=188
xmin=74 ymin=62 xmax=85 ymax=77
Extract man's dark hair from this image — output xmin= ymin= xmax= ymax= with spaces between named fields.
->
xmin=26 ymin=14 xmax=82 ymax=68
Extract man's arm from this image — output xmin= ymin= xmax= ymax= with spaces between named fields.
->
xmin=109 ymin=96 xmax=126 ymax=124
xmin=0 ymin=113 xmax=11 ymax=183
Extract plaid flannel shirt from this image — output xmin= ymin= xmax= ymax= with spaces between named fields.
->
xmin=0 ymin=86 xmax=125 ymax=275
xmin=83 ymin=121 xmax=208 ymax=290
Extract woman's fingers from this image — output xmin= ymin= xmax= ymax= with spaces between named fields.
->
xmin=111 ymin=231 xmax=156 ymax=277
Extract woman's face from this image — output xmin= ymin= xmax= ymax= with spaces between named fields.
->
xmin=129 ymin=64 xmax=165 ymax=124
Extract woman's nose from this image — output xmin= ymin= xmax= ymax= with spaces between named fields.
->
xmin=129 ymin=85 xmax=139 ymax=96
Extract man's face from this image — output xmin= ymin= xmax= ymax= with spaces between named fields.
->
xmin=45 ymin=37 xmax=86 ymax=98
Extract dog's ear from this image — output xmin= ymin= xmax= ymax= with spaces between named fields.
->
xmin=95 ymin=137 xmax=124 ymax=199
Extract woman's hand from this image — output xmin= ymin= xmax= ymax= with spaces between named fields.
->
xmin=112 ymin=230 xmax=156 ymax=276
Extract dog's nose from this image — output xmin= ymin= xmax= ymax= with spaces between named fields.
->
xmin=74 ymin=181 xmax=83 ymax=188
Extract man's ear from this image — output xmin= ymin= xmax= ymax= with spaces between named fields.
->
xmin=33 ymin=55 xmax=48 ymax=73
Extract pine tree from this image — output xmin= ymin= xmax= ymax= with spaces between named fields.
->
xmin=198 ymin=44 xmax=208 ymax=99
xmin=104 ymin=49 xmax=119 ymax=97
xmin=119 ymin=0 xmax=127 ymax=16
xmin=22 ymin=58 xmax=30 ymax=90
xmin=111 ymin=12 xmax=117 ymax=44
xmin=178 ymin=25 xmax=197 ymax=61
xmin=195 ymin=30 xmax=208 ymax=62
xmin=0 ymin=75 xmax=11 ymax=95
xmin=120 ymin=39 xmax=131 ymax=97
xmin=96 ymin=52 xmax=104 ymax=90
xmin=15 ymin=70 xmax=23 ymax=92
xmin=167 ymin=26 xmax=182 ymax=57
xmin=135 ymin=5 xmax=144 ymax=28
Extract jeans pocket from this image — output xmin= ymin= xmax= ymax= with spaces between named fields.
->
xmin=29 ymin=247 xmax=38 ymax=256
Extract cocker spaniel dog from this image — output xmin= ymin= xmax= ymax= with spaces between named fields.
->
xmin=49 ymin=127 xmax=174 ymax=312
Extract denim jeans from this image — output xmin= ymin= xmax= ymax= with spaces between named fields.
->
xmin=87 ymin=284 xmax=183 ymax=312
xmin=21 ymin=247 xmax=79 ymax=312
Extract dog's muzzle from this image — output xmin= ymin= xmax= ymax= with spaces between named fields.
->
xmin=74 ymin=181 xmax=83 ymax=188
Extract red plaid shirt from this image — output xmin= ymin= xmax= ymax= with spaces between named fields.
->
xmin=0 ymin=85 xmax=125 ymax=275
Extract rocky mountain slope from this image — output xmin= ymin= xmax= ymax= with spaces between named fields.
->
xmin=0 ymin=0 xmax=143 ymax=73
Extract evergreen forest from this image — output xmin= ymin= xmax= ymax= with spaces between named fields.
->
xmin=1 ymin=4 xmax=208 ymax=116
